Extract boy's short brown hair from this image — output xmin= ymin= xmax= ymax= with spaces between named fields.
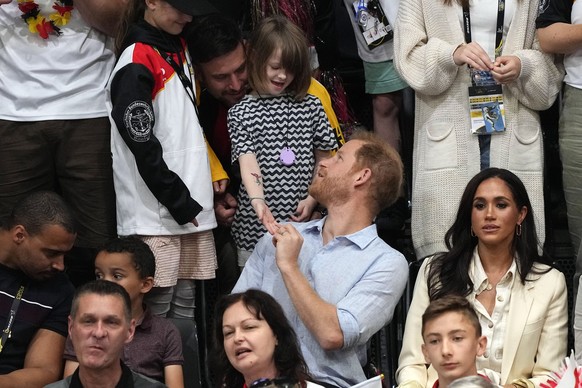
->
xmin=422 ymin=295 xmax=481 ymax=338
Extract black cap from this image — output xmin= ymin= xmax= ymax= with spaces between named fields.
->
xmin=165 ymin=0 xmax=217 ymax=16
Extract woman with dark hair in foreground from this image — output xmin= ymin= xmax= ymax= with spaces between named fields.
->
xmin=212 ymin=289 xmax=325 ymax=388
xmin=397 ymin=168 xmax=567 ymax=388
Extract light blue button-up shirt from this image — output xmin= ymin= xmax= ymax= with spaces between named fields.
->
xmin=233 ymin=218 xmax=409 ymax=387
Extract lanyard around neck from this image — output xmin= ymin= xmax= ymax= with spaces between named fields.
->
xmin=0 ymin=284 xmax=26 ymax=354
xmin=155 ymin=47 xmax=200 ymax=118
xmin=462 ymin=0 xmax=506 ymax=58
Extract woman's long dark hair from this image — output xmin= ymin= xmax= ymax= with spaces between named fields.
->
xmin=211 ymin=289 xmax=311 ymax=387
xmin=427 ymin=168 xmax=553 ymax=300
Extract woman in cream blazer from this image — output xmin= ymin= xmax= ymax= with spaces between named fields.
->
xmin=397 ymin=168 xmax=567 ymax=388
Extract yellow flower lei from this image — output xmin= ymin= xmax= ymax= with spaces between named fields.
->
xmin=18 ymin=0 xmax=74 ymax=39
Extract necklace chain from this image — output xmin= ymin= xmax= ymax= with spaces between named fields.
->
xmin=18 ymin=0 xmax=74 ymax=39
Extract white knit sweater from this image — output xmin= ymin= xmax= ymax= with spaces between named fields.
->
xmin=394 ymin=0 xmax=563 ymax=259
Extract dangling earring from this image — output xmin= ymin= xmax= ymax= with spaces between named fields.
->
xmin=471 ymin=228 xmax=476 ymax=237
xmin=516 ymin=224 xmax=522 ymax=237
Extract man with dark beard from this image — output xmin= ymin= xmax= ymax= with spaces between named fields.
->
xmin=0 ymin=191 xmax=77 ymax=387
xmin=232 ymin=131 xmax=409 ymax=387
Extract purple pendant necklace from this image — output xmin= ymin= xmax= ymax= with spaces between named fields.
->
xmin=257 ymin=93 xmax=296 ymax=166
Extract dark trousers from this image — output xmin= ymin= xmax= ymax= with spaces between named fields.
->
xmin=0 ymin=118 xmax=117 ymax=286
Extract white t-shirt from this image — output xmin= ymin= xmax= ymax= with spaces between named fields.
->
xmin=0 ymin=0 xmax=115 ymax=120
xmin=456 ymin=0 xmax=516 ymax=60
xmin=564 ymin=0 xmax=582 ymax=88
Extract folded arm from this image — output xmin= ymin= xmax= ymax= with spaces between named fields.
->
xmin=538 ymin=23 xmax=582 ymax=54
xmin=0 ymin=329 xmax=65 ymax=388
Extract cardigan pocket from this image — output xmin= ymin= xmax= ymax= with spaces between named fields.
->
xmin=423 ymin=120 xmax=457 ymax=170
xmin=508 ymin=121 xmax=542 ymax=171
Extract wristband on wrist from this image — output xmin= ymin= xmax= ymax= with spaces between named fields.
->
xmin=250 ymin=197 xmax=265 ymax=204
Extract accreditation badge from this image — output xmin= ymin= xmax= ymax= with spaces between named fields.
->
xmin=352 ymin=0 xmax=393 ymax=49
xmin=468 ymin=70 xmax=506 ymax=134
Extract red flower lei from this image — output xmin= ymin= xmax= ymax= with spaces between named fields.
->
xmin=18 ymin=0 xmax=74 ymax=39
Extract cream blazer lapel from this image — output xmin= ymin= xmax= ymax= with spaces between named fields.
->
xmin=500 ymin=277 xmax=535 ymax=383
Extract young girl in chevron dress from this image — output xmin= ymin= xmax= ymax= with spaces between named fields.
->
xmin=228 ymin=16 xmax=337 ymax=268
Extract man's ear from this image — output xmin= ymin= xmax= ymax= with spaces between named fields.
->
xmin=353 ymin=168 xmax=372 ymax=188
xmin=140 ymin=276 xmax=154 ymax=295
xmin=126 ymin=319 xmax=136 ymax=344
xmin=12 ymin=225 xmax=27 ymax=245
xmin=421 ymin=343 xmax=431 ymax=364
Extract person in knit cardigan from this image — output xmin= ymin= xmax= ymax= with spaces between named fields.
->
xmin=393 ymin=0 xmax=563 ymax=260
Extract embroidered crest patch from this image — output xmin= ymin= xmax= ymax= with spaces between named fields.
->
xmin=124 ymin=101 xmax=154 ymax=142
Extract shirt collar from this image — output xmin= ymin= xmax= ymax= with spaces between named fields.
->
xmin=470 ymin=247 xmax=517 ymax=294
xmin=432 ymin=374 xmax=490 ymax=388
xmin=304 ymin=217 xmax=378 ymax=249
xmin=69 ymin=361 xmax=134 ymax=388
xmin=304 ymin=217 xmax=326 ymax=234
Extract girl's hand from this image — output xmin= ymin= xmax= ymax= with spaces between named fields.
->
xmin=252 ymin=199 xmax=279 ymax=234
xmin=453 ymin=42 xmax=494 ymax=70
xmin=212 ymin=179 xmax=229 ymax=195
xmin=290 ymin=196 xmax=318 ymax=222
xmin=491 ymin=55 xmax=521 ymax=84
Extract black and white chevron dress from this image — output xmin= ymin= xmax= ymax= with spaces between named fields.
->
xmin=228 ymin=93 xmax=337 ymax=252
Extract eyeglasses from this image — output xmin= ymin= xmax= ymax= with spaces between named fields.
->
xmin=250 ymin=377 xmax=301 ymax=388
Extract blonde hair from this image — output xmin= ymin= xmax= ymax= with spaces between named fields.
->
xmin=247 ymin=16 xmax=311 ymax=100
